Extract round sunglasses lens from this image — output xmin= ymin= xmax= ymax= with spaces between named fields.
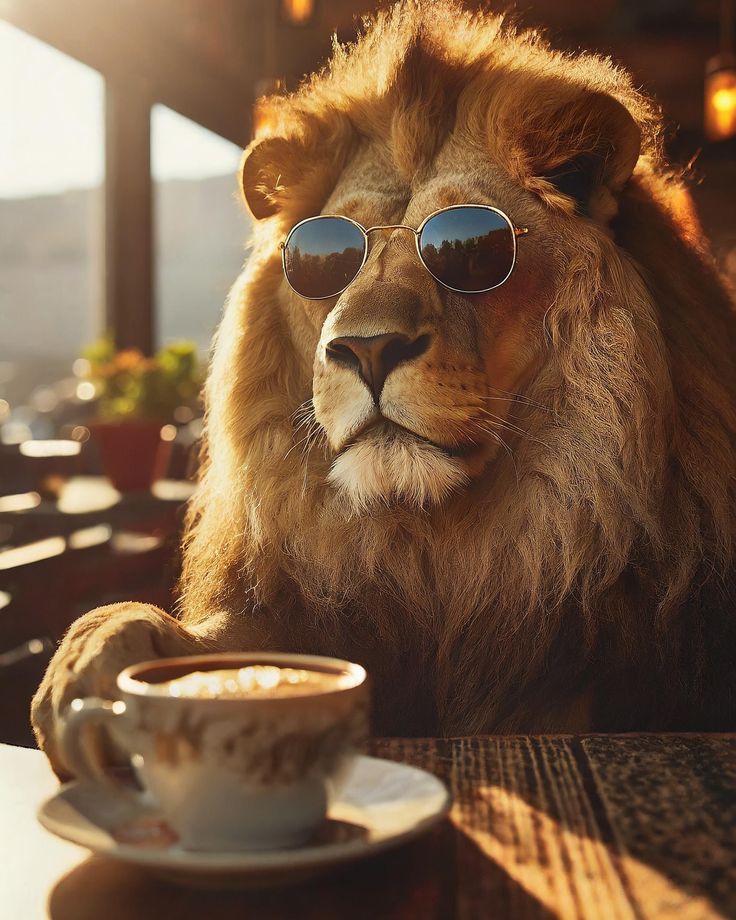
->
xmin=418 ymin=207 xmax=515 ymax=293
xmin=283 ymin=217 xmax=365 ymax=299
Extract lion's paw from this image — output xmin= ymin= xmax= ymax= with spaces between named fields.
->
xmin=31 ymin=603 xmax=207 ymax=780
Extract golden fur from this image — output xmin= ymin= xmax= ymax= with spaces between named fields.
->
xmin=174 ymin=0 xmax=736 ymax=734
xmin=32 ymin=2 xmax=736 ymax=766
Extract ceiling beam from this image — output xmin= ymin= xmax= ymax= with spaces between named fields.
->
xmin=0 ymin=0 xmax=255 ymax=146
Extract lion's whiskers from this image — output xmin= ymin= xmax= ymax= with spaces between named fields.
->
xmin=474 ymin=406 xmax=552 ymax=452
xmin=290 ymin=399 xmax=316 ymax=430
xmin=480 ymin=388 xmax=550 ymax=412
xmin=303 ymin=420 xmax=325 ymax=458
xmin=285 ymin=432 xmax=311 ymax=460
xmin=295 ymin=415 xmax=329 ymax=497
xmin=468 ymin=419 xmax=513 ymax=455
xmin=285 ymin=418 xmax=316 ymax=459
xmin=285 ymin=399 xmax=327 ymax=464
xmin=468 ymin=420 xmax=521 ymax=485
xmin=477 ymin=407 xmax=529 ymax=436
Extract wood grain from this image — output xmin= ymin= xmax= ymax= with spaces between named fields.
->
xmin=371 ymin=735 xmax=736 ymax=919
xmin=4 ymin=736 xmax=735 ymax=919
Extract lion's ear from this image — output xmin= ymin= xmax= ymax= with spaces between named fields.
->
xmin=532 ymin=92 xmax=642 ymax=222
xmin=240 ymin=137 xmax=296 ymax=220
xmin=241 ymin=117 xmax=357 ymax=222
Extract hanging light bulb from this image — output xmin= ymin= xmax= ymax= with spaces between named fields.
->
xmin=282 ymin=0 xmax=315 ymax=26
xmin=705 ymin=0 xmax=736 ymax=141
xmin=705 ymin=55 xmax=736 ymax=141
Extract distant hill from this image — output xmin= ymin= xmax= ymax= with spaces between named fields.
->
xmin=0 ymin=174 xmax=250 ymax=405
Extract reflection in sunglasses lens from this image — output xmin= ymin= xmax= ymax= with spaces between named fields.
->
xmin=284 ymin=217 xmax=366 ymax=299
xmin=419 ymin=207 xmax=515 ymax=293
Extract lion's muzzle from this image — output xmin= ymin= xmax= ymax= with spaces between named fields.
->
xmin=325 ymin=332 xmax=432 ymax=401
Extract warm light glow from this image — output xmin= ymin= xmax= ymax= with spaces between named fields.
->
xmin=713 ymin=86 xmax=736 ymax=111
xmin=252 ymin=78 xmax=281 ymax=138
xmin=19 ymin=439 xmax=81 ymax=458
xmin=0 ymin=537 xmax=66 ymax=570
xmin=160 ymin=423 xmax=177 ymax=442
xmin=472 ymin=784 xmax=704 ymax=916
xmin=0 ymin=492 xmax=41 ymax=513
xmin=76 ymin=381 xmax=96 ymax=401
xmin=72 ymin=358 xmax=91 ymax=378
xmin=282 ymin=0 xmax=314 ymax=24
xmin=68 ymin=524 xmax=112 ymax=550
xmin=248 ymin=665 xmax=282 ymax=690
xmin=159 ymin=666 xmax=351 ymax=699
xmin=58 ymin=476 xmax=121 ymax=513
xmin=705 ymin=63 xmax=736 ymax=141
xmin=152 ymin=479 xmax=196 ymax=502
xmin=252 ymin=98 xmax=277 ymax=137
xmin=112 ymin=532 xmax=162 ymax=554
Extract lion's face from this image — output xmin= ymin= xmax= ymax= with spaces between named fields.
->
xmin=234 ymin=5 xmax=644 ymax=517
xmin=285 ymin=139 xmax=559 ymax=509
xmin=183 ymin=2 xmax=736 ymax=737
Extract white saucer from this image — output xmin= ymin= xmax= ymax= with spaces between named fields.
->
xmin=38 ymin=755 xmax=450 ymax=888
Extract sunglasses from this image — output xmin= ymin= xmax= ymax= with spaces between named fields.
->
xmin=280 ymin=204 xmax=529 ymax=300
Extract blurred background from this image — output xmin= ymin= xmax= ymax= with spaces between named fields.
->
xmin=0 ymin=0 xmax=734 ymax=746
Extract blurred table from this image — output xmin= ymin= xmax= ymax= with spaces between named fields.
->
xmin=0 ymin=476 xmax=195 ymax=543
xmin=3 ymin=734 xmax=736 ymax=919
xmin=0 ymin=477 xmax=195 ymax=747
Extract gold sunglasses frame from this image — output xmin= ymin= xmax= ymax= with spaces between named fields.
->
xmin=279 ymin=204 xmax=529 ymax=301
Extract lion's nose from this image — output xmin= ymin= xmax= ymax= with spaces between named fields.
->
xmin=325 ymin=332 xmax=431 ymax=400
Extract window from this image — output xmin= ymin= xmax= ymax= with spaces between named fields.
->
xmin=0 ymin=23 xmax=103 ymax=414
xmin=152 ymin=105 xmax=248 ymax=359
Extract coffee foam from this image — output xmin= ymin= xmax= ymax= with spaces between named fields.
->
xmin=160 ymin=665 xmax=350 ymax=699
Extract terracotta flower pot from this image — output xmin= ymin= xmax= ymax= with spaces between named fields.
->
xmin=89 ymin=420 xmax=172 ymax=492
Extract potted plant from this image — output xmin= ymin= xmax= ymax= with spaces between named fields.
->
xmin=81 ymin=337 xmax=201 ymax=492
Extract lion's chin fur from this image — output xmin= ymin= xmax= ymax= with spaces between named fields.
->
xmin=327 ymin=426 xmax=469 ymax=513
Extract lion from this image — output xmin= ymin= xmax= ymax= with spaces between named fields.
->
xmin=33 ymin=0 xmax=736 ymax=777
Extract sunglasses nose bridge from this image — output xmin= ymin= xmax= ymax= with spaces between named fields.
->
xmin=364 ymin=225 xmax=422 ymax=273
xmin=365 ymin=224 xmax=418 ymax=237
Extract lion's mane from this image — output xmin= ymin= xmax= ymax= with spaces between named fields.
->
xmin=179 ymin=2 xmax=736 ymax=734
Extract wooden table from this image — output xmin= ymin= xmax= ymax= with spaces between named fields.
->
xmin=3 ymin=735 xmax=736 ymax=919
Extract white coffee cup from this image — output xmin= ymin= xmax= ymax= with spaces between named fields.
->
xmin=59 ymin=652 xmax=369 ymax=851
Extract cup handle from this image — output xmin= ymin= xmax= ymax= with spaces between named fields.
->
xmin=59 ymin=697 xmax=133 ymax=791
